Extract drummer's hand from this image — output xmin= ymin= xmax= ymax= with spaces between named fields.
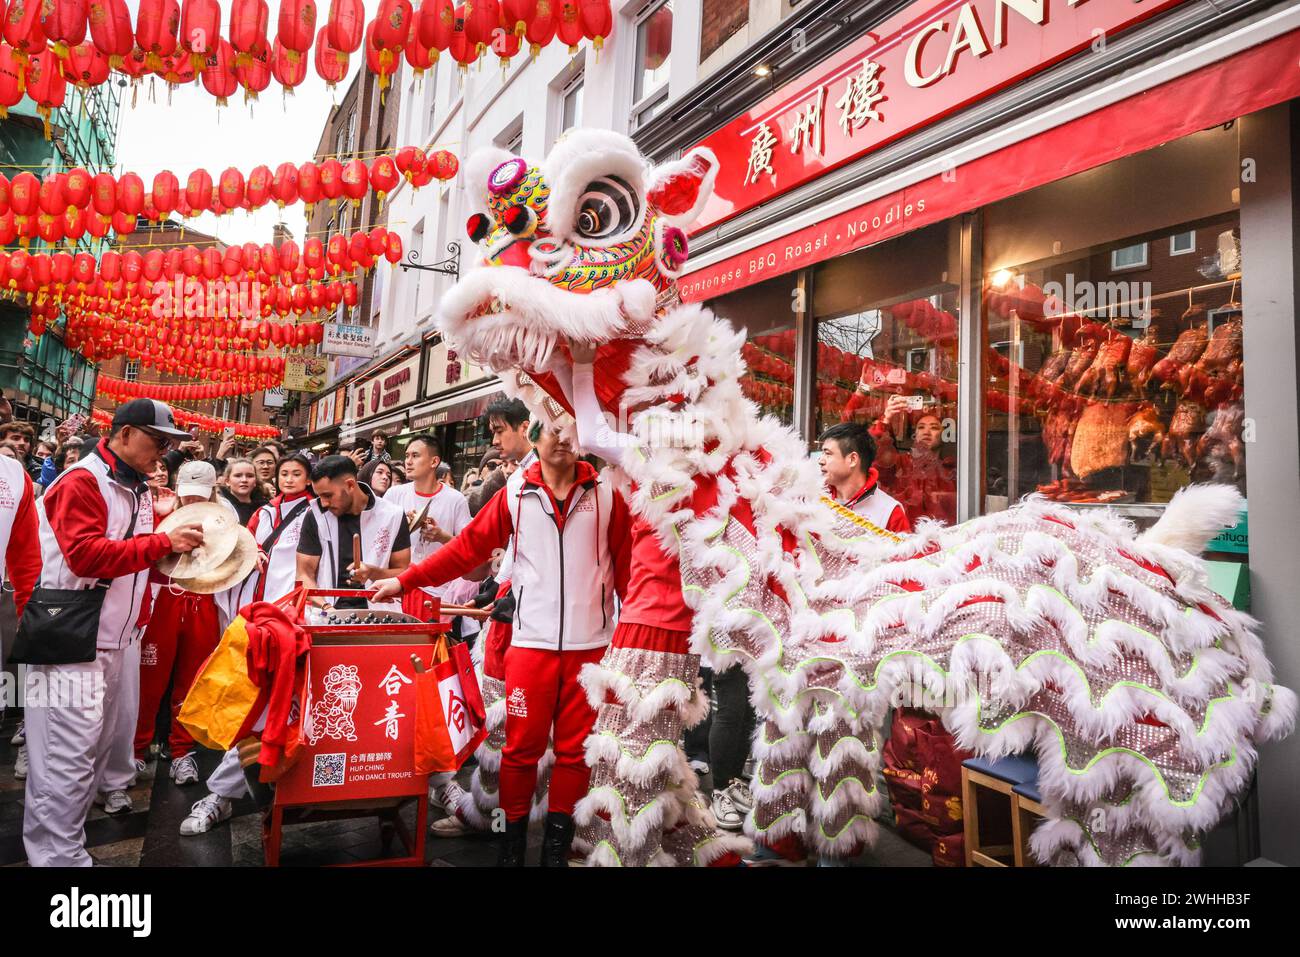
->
xmin=153 ymin=486 xmax=178 ymax=518
xmin=255 ymin=551 xmax=269 ymax=573
xmin=167 ymin=523 xmax=205 ymax=554
xmin=348 ymin=560 xmax=385 ymax=584
xmin=371 ymin=578 xmax=403 ymax=602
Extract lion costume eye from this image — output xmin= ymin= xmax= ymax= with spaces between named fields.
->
xmin=574 ymin=175 xmax=641 ymax=242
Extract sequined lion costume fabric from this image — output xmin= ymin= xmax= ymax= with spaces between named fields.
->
xmin=434 ymin=129 xmax=1295 ymax=867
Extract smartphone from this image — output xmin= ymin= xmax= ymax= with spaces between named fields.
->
xmin=222 ymin=426 xmax=236 ymax=442
xmin=905 ymin=395 xmax=925 ymax=412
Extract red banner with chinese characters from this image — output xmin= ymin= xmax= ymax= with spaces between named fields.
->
xmin=693 ymin=0 xmax=1191 ymax=232
xmin=680 ymin=26 xmax=1300 ymax=302
xmin=275 ymin=643 xmax=437 ymax=804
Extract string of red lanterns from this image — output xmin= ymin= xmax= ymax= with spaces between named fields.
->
xmin=0 ymin=147 xmax=456 ymax=241
xmin=0 ymin=0 xmax=617 ymax=127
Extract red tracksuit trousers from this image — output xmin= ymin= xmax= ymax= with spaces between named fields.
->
xmin=500 ymin=644 xmax=606 ymax=821
xmin=134 ymin=587 xmax=221 ymax=760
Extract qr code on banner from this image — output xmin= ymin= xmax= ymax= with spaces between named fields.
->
xmin=312 ymin=752 xmax=347 ymax=787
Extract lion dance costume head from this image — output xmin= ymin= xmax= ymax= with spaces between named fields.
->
xmin=437 ymin=130 xmax=1295 ymax=867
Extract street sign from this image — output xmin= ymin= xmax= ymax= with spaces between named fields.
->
xmin=284 ymin=356 xmax=328 ymax=393
xmin=323 ymin=323 xmax=376 ymax=358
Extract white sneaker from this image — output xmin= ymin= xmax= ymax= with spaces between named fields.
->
xmin=10 ymin=721 xmax=24 ymax=746
xmin=96 ymin=790 xmax=133 ymax=815
xmin=430 ymin=777 xmax=462 ymax=814
xmin=430 ymin=814 xmax=472 ymax=838
xmin=170 ymin=754 xmax=199 ymax=786
xmin=179 ymin=794 xmax=233 ymax=835
xmin=13 ymin=745 xmax=28 ymax=780
xmin=133 ymin=758 xmax=149 ymax=779
xmin=724 ymin=779 xmax=754 ymax=814
xmin=711 ymin=789 xmax=744 ymax=831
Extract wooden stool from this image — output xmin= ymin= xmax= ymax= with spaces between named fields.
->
xmin=1012 ymin=780 xmax=1047 ymax=867
xmin=960 ymin=754 xmax=1039 ymax=867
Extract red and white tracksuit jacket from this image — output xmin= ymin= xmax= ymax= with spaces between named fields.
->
xmin=398 ymin=459 xmax=631 ymax=820
xmin=0 ymin=455 xmax=40 ymax=624
xmin=26 ymin=440 xmax=175 ymax=867
xmin=835 ymin=468 xmax=913 ymax=534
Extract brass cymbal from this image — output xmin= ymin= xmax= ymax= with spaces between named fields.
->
xmin=173 ymin=526 xmax=258 ymax=594
xmin=156 ymin=501 xmax=241 ymax=579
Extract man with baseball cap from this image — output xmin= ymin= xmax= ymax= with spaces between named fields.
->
xmin=23 ymin=398 xmax=205 ymax=867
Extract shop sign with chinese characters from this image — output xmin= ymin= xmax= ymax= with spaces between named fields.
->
xmin=424 ymin=337 xmax=489 ymax=396
xmin=350 ymin=353 xmax=421 ymax=423
xmin=693 ymin=0 xmax=1190 ymax=232
xmin=323 ymin=323 xmax=377 ymax=358
xmin=276 ymin=644 xmax=435 ymax=804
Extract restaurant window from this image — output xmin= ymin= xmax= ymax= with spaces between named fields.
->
xmin=631 ymin=1 xmax=672 ymax=130
xmin=124 ymin=360 xmax=139 ymax=382
xmin=811 ymin=220 xmax=962 ymax=526
xmin=981 ymin=123 xmax=1244 ymax=512
xmin=711 ymin=274 xmax=798 ymax=428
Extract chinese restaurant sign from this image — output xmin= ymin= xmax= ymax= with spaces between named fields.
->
xmin=693 ymin=0 xmax=1190 ymax=232
xmin=350 ymin=352 xmax=421 ymax=423
xmin=276 ymin=643 xmax=435 ymax=804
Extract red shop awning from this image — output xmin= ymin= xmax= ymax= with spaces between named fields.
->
xmin=680 ymin=26 xmax=1300 ymax=303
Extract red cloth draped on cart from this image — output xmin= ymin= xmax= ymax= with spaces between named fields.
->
xmin=240 ymin=600 xmax=312 ymax=767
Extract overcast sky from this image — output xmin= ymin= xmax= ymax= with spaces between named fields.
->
xmin=114 ymin=1 xmax=384 ymax=247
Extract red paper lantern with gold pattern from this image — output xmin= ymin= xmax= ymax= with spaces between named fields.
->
xmin=327 ymin=0 xmax=364 ymax=53
xmin=87 ymin=0 xmax=134 ymax=64
xmin=278 ymin=0 xmax=316 ymax=54
xmin=64 ymin=41 xmax=110 ymax=87
xmin=417 ymin=0 xmax=454 ymax=51
xmin=230 ymin=0 xmax=270 ymax=61
xmin=201 ymin=36 xmax=238 ymax=103
xmin=271 ymin=36 xmax=307 ymax=88
xmin=313 ymin=23 xmax=348 ymax=86
xmin=136 ymin=0 xmax=180 ymax=65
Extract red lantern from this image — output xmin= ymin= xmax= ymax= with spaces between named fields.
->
xmin=368 ymin=155 xmax=399 ymax=204
xmin=89 ymin=171 xmax=115 ymax=216
xmin=111 ymin=210 xmax=135 ymax=236
xmin=26 ymin=49 xmax=68 ymax=137
xmin=270 ymin=162 xmax=299 ymax=207
xmin=502 ymin=0 xmax=536 ymax=38
xmin=304 ymin=236 xmax=324 ymax=271
xmin=404 ymin=31 xmax=435 ymax=74
xmin=152 ymin=170 xmax=179 ymax=216
xmin=42 ymin=2 xmax=90 ymax=59
xmin=63 ymin=41 xmax=111 ymax=88
xmin=373 ymin=0 xmax=413 ymax=50
xmin=318 ymin=157 xmax=343 ymax=203
xmin=363 ymin=19 xmax=399 ymax=90
xmin=395 ymin=146 xmax=426 ymax=184
xmin=3 ymin=0 xmax=47 ymax=54
xmin=245 ymin=165 xmax=271 ymax=207
xmin=428 ymin=149 xmax=458 ymax=180
xmin=340 ymin=157 xmax=367 ymax=206
xmin=61 ymin=206 xmax=86 ymax=242
xmin=313 ymin=23 xmax=348 ymax=86
xmin=64 ymin=167 xmax=92 ymax=208
xmin=178 ymin=0 xmax=219 ymax=76
xmin=277 ymin=0 xmax=316 ymax=54
xmin=449 ymin=4 xmax=475 ymax=69
xmin=87 ymin=0 xmax=133 ymax=65
xmin=214 ymin=169 xmax=248 ymax=217
xmin=297 ymin=160 xmax=322 ymax=211
xmin=326 ymin=233 xmax=348 ymax=271
xmin=235 ymin=45 xmax=271 ymax=98
xmin=115 ymin=170 xmax=143 ymax=215
xmin=327 ymin=0 xmax=364 ymax=53
xmin=39 ymin=175 xmax=67 ymax=217
xmin=184 ymin=168 xmax=212 ymax=214
xmin=555 ymin=0 xmax=582 ymax=53
xmin=86 ymin=211 xmax=110 ymax=239
xmin=417 ymin=0 xmax=454 ymax=51
xmin=201 ymin=36 xmax=237 ymax=103
xmin=156 ymin=48 xmax=196 ymax=86
xmin=0 ymin=45 xmax=24 ymax=119
xmin=0 ymin=174 xmax=10 ymax=218
xmin=384 ymin=232 xmax=403 ymax=265
xmin=135 ymin=0 xmax=180 ymax=67
xmin=229 ymin=0 xmax=270 ymax=62
xmin=524 ymin=0 xmax=555 ymax=58
xmin=271 ymin=36 xmax=307 ymax=89
xmin=464 ymin=0 xmax=497 ymax=58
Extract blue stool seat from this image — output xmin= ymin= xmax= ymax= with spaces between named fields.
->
xmin=1012 ymin=779 xmax=1042 ymax=804
xmin=962 ymin=753 xmax=1039 ymax=787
